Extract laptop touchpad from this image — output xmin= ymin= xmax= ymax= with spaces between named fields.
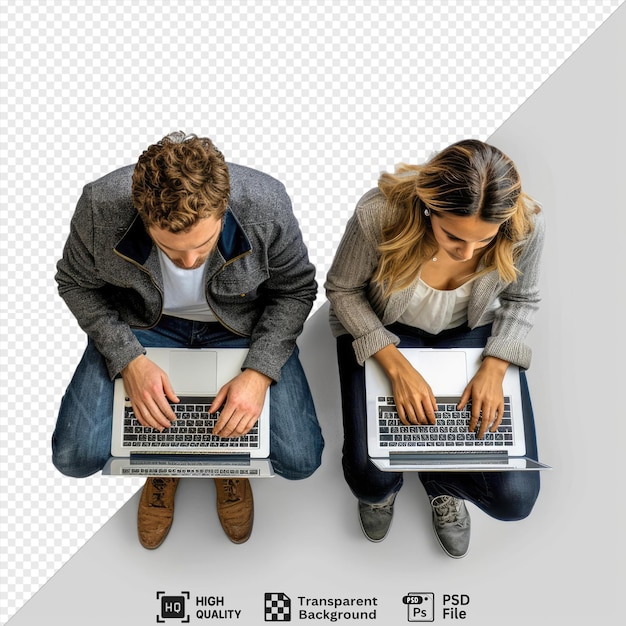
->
xmin=415 ymin=350 xmax=468 ymax=396
xmin=169 ymin=350 xmax=218 ymax=396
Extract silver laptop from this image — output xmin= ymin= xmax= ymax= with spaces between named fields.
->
xmin=103 ymin=347 xmax=274 ymax=478
xmin=365 ymin=348 xmax=550 ymax=471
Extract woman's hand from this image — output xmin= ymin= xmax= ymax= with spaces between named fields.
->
xmin=374 ymin=344 xmax=437 ymax=425
xmin=458 ymin=356 xmax=509 ymax=438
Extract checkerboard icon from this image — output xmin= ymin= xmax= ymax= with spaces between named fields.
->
xmin=264 ymin=593 xmax=291 ymax=621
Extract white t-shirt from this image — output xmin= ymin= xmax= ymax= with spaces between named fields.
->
xmin=157 ymin=248 xmax=217 ymax=322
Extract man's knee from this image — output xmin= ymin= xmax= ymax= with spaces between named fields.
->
xmin=271 ymin=445 xmax=324 ymax=480
xmin=51 ymin=434 xmax=108 ymax=478
xmin=273 ymin=463 xmax=320 ymax=481
xmin=51 ymin=451 xmax=105 ymax=478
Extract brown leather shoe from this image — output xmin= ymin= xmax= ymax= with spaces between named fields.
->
xmin=214 ymin=478 xmax=253 ymax=543
xmin=137 ymin=477 xmax=180 ymax=549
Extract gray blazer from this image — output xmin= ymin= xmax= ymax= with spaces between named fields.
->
xmin=56 ymin=163 xmax=317 ymax=381
xmin=325 ymin=188 xmax=545 ymax=369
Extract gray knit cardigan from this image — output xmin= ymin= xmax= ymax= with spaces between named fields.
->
xmin=325 ymin=188 xmax=545 ymax=370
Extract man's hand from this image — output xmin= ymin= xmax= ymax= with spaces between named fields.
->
xmin=121 ymin=355 xmax=179 ymax=430
xmin=210 ymin=369 xmax=272 ymax=437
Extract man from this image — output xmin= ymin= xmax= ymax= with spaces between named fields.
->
xmin=53 ymin=131 xmax=324 ymax=548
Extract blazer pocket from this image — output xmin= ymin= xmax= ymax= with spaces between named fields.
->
xmin=210 ymin=265 xmax=269 ymax=301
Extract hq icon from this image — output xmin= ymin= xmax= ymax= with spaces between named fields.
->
xmin=156 ymin=591 xmax=190 ymax=623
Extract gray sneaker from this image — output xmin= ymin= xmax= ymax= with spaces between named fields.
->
xmin=358 ymin=494 xmax=396 ymax=542
xmin=429 ymin=495 xmax=471 ymax=558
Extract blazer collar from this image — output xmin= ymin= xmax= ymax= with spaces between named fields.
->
xmin=114 ymin=209 xmax=252 ymax=266
xmin=217 ymin=208 xmax=252 ymax=261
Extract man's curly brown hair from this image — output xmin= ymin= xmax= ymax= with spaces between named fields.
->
xmin=132 ymin=131 xmax=230 ymax=232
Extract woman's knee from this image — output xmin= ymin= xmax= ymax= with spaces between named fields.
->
xmin=487 ymin=476 xmax=540 ymax=521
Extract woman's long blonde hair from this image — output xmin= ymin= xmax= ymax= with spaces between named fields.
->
xmin=374 ymin=139 xmax=540 ymax=295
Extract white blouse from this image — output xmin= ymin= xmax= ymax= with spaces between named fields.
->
xmin=398 ymin=277 xmax=499 ymax=334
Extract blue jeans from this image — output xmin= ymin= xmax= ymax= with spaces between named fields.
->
xmin=52 ymin=316 xmax=324 ymax=480
xmin=336 ymin=323 xmax=540 ymax=521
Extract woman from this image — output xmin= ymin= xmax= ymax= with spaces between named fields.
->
xmin=325 ymin=139 xmax=544 ymax=558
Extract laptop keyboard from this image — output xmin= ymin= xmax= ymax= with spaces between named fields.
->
xmin=122 ymin=396 xmax=260 ymax=449
xmin=377 ymin=396 xmax=513 ymax=447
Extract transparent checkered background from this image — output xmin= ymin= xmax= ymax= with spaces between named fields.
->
xmin=1 ymin=0 xmax=622 ymax=622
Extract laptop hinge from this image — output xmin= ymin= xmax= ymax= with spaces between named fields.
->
xmin=130 ymin=452 xmax=251 ymax=464
xmin=388 ymin=452 xmax=509 ymax=466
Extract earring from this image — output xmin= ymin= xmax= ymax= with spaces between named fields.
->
xmin=423 ymin=208 xmax=430 ymax=217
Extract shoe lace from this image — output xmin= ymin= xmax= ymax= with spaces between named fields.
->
xmin=149 ymin=478 xmax=173 ymax=507
xmin=222 ymin=479 xmax=242 ymax=503
xmin=370 ymin=501 xmax=393 ymax=512
xmin=431 ymin=495 xmax=463 ymax=525
xmin=365 ymin=494 xmax=396 ymax=513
